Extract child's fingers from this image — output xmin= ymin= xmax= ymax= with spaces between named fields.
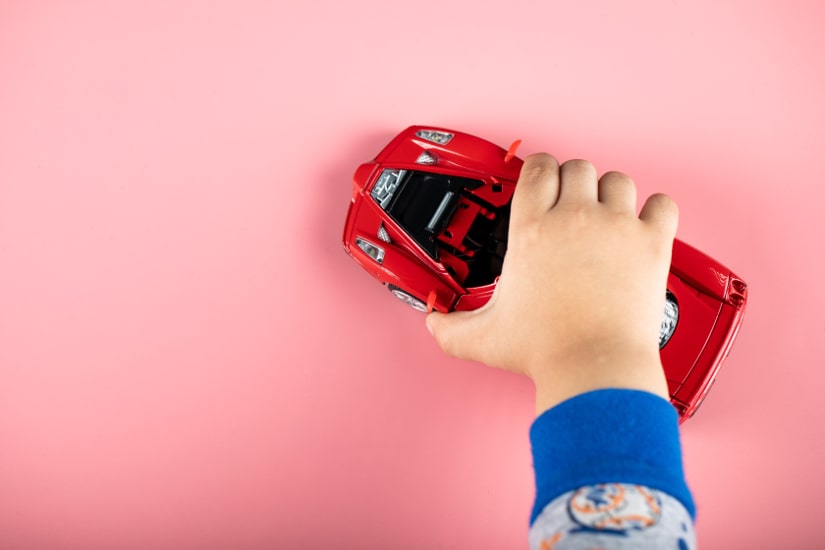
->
xmin=426 ymin=309 xmax=489 ymax=364
xmin=510 ymin=153 xmax=560 ymax=229
xmin=557 ymin=159 xmax=599 ymax=207
xmin=598 ymin=171 xmax=637 ymax=213
xmin=639 ymin=193 xmax=679 ymax=238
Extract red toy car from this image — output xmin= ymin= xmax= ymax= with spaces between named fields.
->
xmin=342 ymin=126 xmax=747 ymax=421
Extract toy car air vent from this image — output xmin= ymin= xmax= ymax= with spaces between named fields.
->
xmin=377 ymin=223 xmax=391 ymax=243
xmin=416 ymin=150 xmax=437 ymax=165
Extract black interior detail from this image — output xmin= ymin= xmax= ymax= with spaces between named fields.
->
xmin=375 ymin=169 xmax=509 ymax=288
xmin=384 ymin=171 xmax=482 ymax=260
xmin=460 ymin=203 xmax=510 ymax=288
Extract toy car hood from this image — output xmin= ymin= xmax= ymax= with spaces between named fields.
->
xmin=374 ymin=125 xmax=522 ymax=181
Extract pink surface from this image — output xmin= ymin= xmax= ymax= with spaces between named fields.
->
xmin=1 ymin=1 xmax=823 ymax=548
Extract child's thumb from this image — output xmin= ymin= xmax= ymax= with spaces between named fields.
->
xmin=425 ymin=309 xmax=484 ymax=362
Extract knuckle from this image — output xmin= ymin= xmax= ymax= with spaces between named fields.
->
xmin=432 ymin=323 xmax=458 ymax=355
xmin=525 ymin=152 xmax=558 ymax=167
xmin=601 ymin=170 xmax=634 ymax=186
xmin=439 ymin=335 xmax=463 ymax=359
xmin=521 ymin=153 xmax=559 ymax=179
xmin=649 ymin=193 xmax=679 ymax=215
xmin=561 ymin=158 xmax=596 ymax=175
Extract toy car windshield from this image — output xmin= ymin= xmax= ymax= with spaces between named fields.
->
xmin=370 ymin=168 xmax=484 ymax=260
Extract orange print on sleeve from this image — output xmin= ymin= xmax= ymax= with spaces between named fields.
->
xmin=539 ymin=532 xmax=563 ymax=550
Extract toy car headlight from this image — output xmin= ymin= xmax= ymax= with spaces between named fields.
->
xmin=371 ymin=169 xmax=405 ymax=209
xmin=659 ymin=291 xmax=679 ymax=349
xmin=415 ymin=130 xmax=454 ymax=145
xmin=355 ymin=237 xmax=385 ymax=264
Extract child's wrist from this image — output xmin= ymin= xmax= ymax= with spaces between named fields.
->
xmin=530 ymin=350 xmax=667 ymax=416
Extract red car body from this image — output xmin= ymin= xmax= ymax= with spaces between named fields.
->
xmin=343 ymin=126 xmax=747 ymax=421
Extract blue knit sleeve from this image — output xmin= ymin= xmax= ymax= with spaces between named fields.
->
xmin=529 ymin=388 xmax=695 ymax=526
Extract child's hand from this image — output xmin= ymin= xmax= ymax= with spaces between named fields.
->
xmin=426 ymin=154 xmax=678 ymax=415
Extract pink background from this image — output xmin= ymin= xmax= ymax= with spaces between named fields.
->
xmin=1 ymin=1 xmax=823 ymax=548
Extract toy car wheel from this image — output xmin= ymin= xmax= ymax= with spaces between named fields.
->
xmin=388 ymin=285 xmax=428 ymax=312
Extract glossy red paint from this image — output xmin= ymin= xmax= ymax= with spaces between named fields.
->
xmin=343 ymin=126 xmax=747 ymax=422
